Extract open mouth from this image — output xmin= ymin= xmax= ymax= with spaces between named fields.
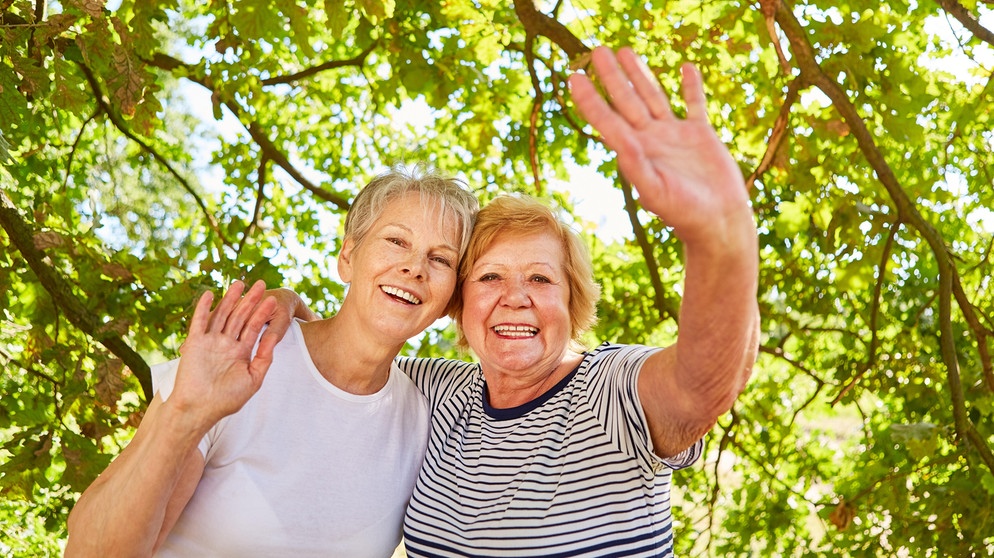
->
xmin=381 ymin=285 xmax=422 ymax=305
xmin=492 ymin=325 xmax=539 ymax=338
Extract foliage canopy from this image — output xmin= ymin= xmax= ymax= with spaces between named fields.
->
xmin=1 ymin=0 xmax=993 ymax=555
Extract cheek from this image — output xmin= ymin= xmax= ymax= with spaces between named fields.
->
xmin=460 ymin=287 xmax=491 ymax=325
xmin=540 ymin=291 xmax=572 ymax=326
xmin=435 ymin=271 xmax=457 ymax=294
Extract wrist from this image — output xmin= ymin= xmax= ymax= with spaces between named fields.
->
xmin=680 ymin=204 xmax=758 ymax=262
xmin=156 ymin=396 xmax=217 ymax=447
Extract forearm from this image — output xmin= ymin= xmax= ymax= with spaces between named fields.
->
xmin=66 ymin=400 xmax=207 ymax=557
xmin=674 ymin=206 xmax=760 ymax=416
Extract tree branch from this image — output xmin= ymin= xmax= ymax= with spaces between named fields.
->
xmin=746 ymin=76 xmax=803 ymax=189
xmin=619 ymin=176 xmax=680 ymax=323
xmin=77 ymin=61 xmax=233 ymax=245
xmin=935 ymin=0 xmax=994 ymax=47
xmin=146 ymin=53 xmax=350 ymax=210
xmin=832 ymin=220 xmax=900 ymax=405
xmin=0 ymin=346 xmax=60 ymax=386
xmin=513 ymin=0 xmax=590 ymax=60
xmin=759 ymin=344 xmax=832 ymax=386
xmin=236 ymin=155 xmax=268 ymax=259
xmin=524 ymin=33 xmax=545 ymax=196
xmin=0 ymin=191 xmax=152 ymax=401
xmin=260 ymin=41 xmax=378 ymax=86
xmin=773 ymin=0 xmax=994 ymax=473
xmin=62 ymin=110 xmax=98 ymax=191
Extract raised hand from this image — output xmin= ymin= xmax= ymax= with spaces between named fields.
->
xmin=568 ymin=47 xmax=751 ymax=246
xmin=169 ymin=280 xmax=278 ymax=431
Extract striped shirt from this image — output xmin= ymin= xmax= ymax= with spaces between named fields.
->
xmin=397 ymin=342 xmax=703 ymax=558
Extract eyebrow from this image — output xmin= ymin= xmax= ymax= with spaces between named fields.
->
xmin=475 ymin=261 xmax=558 ymax=270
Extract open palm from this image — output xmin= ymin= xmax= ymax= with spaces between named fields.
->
xmin=569 ymin=47 xmax=751 ymax=246
xmin=169 ymin=280 xmax=278 ymax=430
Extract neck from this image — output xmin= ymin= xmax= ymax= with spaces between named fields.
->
xmin=484 ymin=351 xmax=584 ymax=409
xmin=299 ymin=316 xmax=403 ymax=395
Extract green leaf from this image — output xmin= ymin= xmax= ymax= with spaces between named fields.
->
xmin=325 ymin=0 xmax=350 ymax=39
xmin=3 ymin=1 xmax=994 ymax=554
xmin=357 ymin=0 xmax=394 ymax=23
xmin=982 ymin=471 xmax=994 ymax=497
xmin=773 ymin=199 xmax=808 ymax=237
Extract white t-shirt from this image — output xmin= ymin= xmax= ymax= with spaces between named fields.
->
xmin=153 ymin=320 xmax=429 ymax=558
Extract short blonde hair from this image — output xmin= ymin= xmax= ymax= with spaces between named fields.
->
xmin=452 ymin=195 xmax=600 ymax=345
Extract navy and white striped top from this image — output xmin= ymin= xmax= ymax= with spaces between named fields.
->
xmin=397 ymin=342 xmax=703 ymax=558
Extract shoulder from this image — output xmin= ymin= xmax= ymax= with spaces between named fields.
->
xmin=585 ymin=342 xmax=661 ymax=372
xmin=389 ymin=364 xmax=430 ymax=404
xmin=396 ymin=356 xmax=479 ymax=403
xmin=396 ymin=356 xmax=476 ymax=377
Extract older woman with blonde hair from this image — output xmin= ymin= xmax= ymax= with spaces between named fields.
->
xmin=447 ymin=194 xmax=600 ymax=349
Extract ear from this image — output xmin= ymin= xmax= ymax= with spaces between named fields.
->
xmin=338 ymin=237 xmax=355 ymax=284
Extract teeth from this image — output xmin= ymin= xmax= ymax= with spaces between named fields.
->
xmin=381 ymin=286 xmax=422 ymax=305
xmin=492 ymin=325 xmax=538 ymax=338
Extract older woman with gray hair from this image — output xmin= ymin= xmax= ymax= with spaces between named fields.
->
xmin=66 ymin=168 xmax=479 ymax=557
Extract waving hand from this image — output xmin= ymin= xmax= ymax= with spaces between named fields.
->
xmin=568 ymin=47 xmax=750 ymax=246
xmin=170 ymin=280 xmax=278 ymax=431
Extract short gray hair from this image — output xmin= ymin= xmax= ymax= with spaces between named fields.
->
xmin=344 ymin=163 xmax=479 ymax=260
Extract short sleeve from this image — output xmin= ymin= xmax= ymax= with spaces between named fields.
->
xmin=395 ymin=356 xmax=478 ymax=410
xmin=584 ymin=343 xmax=703 ymax=472
xmin=661 ymin=440 xmax=702 ymax=470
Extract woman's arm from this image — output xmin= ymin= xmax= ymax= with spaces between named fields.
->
xmin=570 ymin=47 xmax=760 ymax=457
xmin=66 ymin=395 xmax=208 ymax=557
xmin=66 ymin=280 xmax=279 ymax=556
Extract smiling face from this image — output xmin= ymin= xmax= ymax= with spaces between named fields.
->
xmin=337 ymin=192 xmax=461 ymax=346
xmin=460 ymin=230 xmax=573 ymax=379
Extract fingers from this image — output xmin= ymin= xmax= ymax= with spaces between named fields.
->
xmin=679 ymin=62 xmax=709 ymax=122
xmin=572 ymin=47 xmax=710 ymax=129
xmin=297 ymin=303 xmax=321 ymax=322
xmin=220 ymin=280 xmax=267 ymax=338
xmin=201 ymin=280 xmax=271 ymax=342
xmin=249 ymin=297 xmax=279 ymax=381
xmin=567 ymin=71 xmax=604 ymax=121
xmin=587 ymin=46 xmax=653 ymax=127
xmin=205 ymin=280 xmax=246 ymax=332
xmin=616 ymin=47 xmax=674 ymax=121
xmin=569 ymin=70 xmax=631 ymax=150
xmin=187 ymin=291 xmax=215 ymax=336
xmin=259 ymin=299 xmax=292 ymax=350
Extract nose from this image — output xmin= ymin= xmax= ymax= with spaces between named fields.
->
xmin=500 ymin=277 xmax=531 ymax=307
xmin=401 ymin=254 xmax=427 ymax=280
